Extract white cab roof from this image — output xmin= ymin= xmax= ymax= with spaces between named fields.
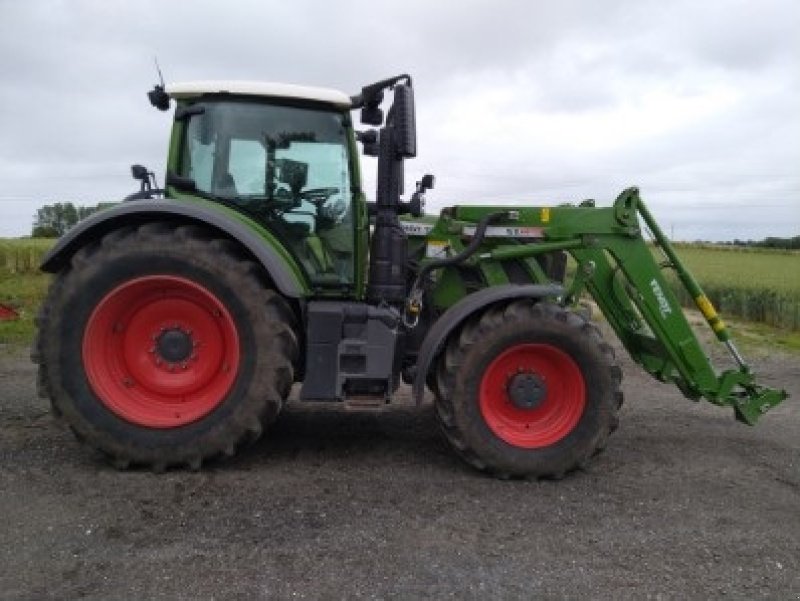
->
xmin=166 ymin=81 xmax=352 ymax=108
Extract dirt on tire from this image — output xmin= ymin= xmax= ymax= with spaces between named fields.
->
xmin=1 ymin=332 xmax=798 ymax=599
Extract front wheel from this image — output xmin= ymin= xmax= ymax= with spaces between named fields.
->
xmin=35 ymin=222 xmax=298 ymax=470
xmin=434 ymin=301 xmax=622 ymax=478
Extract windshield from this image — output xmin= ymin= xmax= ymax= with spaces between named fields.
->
xmin=177 ymin=99 xmax=356 ymax=286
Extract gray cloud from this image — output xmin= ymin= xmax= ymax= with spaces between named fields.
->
xmin=0 ymin=0 xmax=797 ymax=240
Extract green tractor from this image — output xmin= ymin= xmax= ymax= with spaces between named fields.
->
xmin=34 ymin=74 xmax=787 ymax=477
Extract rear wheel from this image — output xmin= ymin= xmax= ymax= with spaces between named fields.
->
xmin=434 ymin=300 xmax=621 ymax=478
xmin=35 ymin=222 xmax=298 ymax=470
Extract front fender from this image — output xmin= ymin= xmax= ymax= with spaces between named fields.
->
xmin=40 ymin=199 xmax=309 ymax=298
xmin=411 ymin=284 xmax=563 ymax=404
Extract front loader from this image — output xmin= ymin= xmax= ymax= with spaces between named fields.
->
xmin=34 ymin=75 xmax=788 ymax=477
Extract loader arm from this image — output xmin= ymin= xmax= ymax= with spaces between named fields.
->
xmin=452 ymin=188 xmax=788 ymax=424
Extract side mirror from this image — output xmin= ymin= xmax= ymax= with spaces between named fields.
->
xmin=130 ymin=164 xmax=155 ymax=193
xmin=392 ymin=84 xmax=416 ymax=158
xmin=131 ymin=164 xmax=150 ymax=183
xmin=419 ymin=174 xmax=435 ymax=191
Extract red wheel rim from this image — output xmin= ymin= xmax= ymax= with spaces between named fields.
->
xmin=82 ymin=276 xmax=240 ymax=428
xmin=479 ymin=343 xmax=585 ymax=448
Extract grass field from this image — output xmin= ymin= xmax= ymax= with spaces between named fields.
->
xmin=665 ymin=243 xmax=800 ymax=331
xmin=1 ymin=238 xmax=798 ymax=348
xmin=0 ymin=239 xmax=53 ymax=345
xmin=0 ymin=238 xmax=53 ymax=274
xmin=0 ymin=272 xmax=50 ymax=346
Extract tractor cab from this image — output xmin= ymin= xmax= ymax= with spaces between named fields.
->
xmin=145 ymin=77 xmax=423 ymax=301
xmin=161 ymin=81 xmax=362 ymax=290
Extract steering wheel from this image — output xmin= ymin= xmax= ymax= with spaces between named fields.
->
xmin=298 ymin=187 xmax=340 ymax=206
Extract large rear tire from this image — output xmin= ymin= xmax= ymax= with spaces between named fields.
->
xmin=434 ymin=300 xmax=621 ymax=478
xmin=34 ymin=222 xmax=298 ymax=470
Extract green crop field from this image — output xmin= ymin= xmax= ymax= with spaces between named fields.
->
xmin=1 ymin=238 xmax=798 ymax=348
xmin=664 ymin=244 xmax=800 ymax=331
xmin=0 ymin=238 xmax=54 ymax=274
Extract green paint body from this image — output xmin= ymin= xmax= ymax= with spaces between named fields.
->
xmin=411 ymin=188 xmax=787 ymax=423
xmin=162 ymin=96 xmax=785 ymax=424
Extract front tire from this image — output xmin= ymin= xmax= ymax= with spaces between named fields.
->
xmin=434 ymin=300 xmax=621 ymax=478
xmin=35 ymin=222 xmax=298 ymax=470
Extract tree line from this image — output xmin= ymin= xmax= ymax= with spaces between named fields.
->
xmin=724 ymin=236 xmax=800 ymax=250
xmin=32 ymin=202 xmax=116 ymax=237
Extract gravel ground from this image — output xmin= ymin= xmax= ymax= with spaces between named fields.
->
xmin=0 ymin=335 xmax=798 ymax=600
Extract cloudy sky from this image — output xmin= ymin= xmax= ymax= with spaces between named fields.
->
xmin=1 ymin=0 xmax=798 ymax=240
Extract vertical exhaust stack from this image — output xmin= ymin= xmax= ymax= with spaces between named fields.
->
xmin=361 ymin=80 xmax=416 ymax=305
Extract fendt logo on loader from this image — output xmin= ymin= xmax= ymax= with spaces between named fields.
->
xmin=650 ymin=278 xmax=672 ymax=319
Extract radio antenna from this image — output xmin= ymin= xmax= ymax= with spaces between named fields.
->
xmin=154 ymin=57 xmax=165 ymax=88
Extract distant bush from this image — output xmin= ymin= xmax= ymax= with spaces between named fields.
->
xmin=721 ymin=236 xmax=800 ymax=250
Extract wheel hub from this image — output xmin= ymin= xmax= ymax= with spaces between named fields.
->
xmin=479 ymin=343 xmax=586 ymax=448
xmin=155 ymin=327 xmax=193 ymax=363
xmin=82 ymin=275 xmax=240 ymax=428
xmin=506 ymin=372 xmax=547 ymax=410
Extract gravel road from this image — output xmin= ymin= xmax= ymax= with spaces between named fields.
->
xmin=1 ymin=335 xmax=798 ymax=600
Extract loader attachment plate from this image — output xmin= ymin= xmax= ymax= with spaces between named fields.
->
xmin=732 ymin=385 xmax=789 ymax=425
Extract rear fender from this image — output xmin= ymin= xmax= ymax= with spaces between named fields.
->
xmin=411 ymin=284 xmax=563 ymax=404
xmin=40 ymin=200 xmax=308 ymax=298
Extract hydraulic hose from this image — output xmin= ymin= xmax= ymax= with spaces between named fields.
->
xmin=404 ymin=210 xmax=509 ymax=326
xmin=415 ymin=211 xmax=509 ymax=283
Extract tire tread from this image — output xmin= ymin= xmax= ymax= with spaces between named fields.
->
xmin=432 ymin=299 xmax=621 ymax=479
xmin=35 ymin=221 xmax=298 ymax=470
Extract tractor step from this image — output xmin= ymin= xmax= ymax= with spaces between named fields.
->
xmin=343 ymin=396 xmax=388 ymax=411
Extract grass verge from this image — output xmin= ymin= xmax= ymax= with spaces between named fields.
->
xmin=0 ymin=272 xmax=51 ymax=348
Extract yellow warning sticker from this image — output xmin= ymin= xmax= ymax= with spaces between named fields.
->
xmin=426 ymin=240 xmax=449 ymax=259
xmin=541 ymin=207 xmax=551 ymax=223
